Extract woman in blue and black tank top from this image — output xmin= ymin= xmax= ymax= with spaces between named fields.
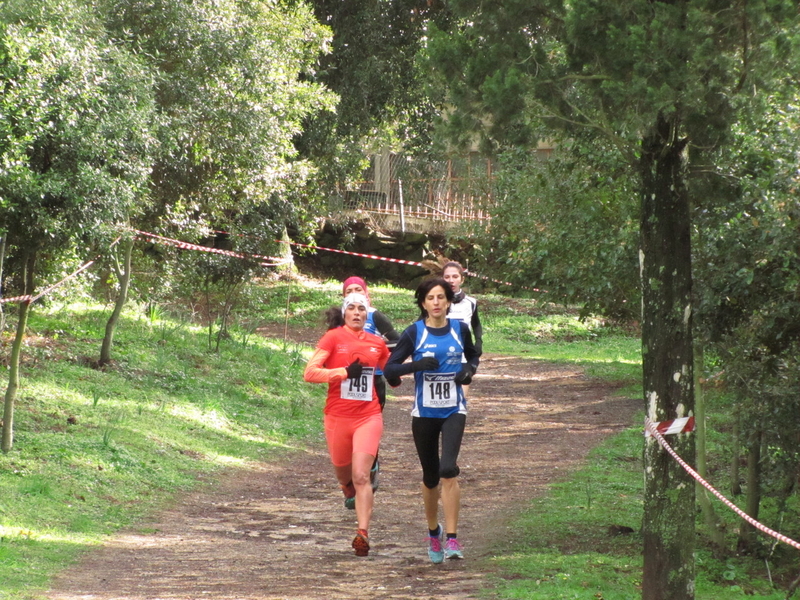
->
xmin=384 ymin=278 xmax=479 ymax=564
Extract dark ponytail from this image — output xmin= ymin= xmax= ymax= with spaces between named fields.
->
xmin=324 ymin=306 xmax=344 ymax=330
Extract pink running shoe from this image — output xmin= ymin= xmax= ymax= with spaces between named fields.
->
xmin=427 ymin=524 xmax=444 ymax=564
xmin=444 ymin=537 xmax=463 ymax=560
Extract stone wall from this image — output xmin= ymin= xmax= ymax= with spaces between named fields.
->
xmin=306 ymin=220 xmax=441 ymax=285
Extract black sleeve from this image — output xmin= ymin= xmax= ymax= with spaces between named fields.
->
xmin=383 ymin=327 xmax=419 ymax=379
xmin=372 ymin=310 xmax=400 ymax=346
xmin=460 ymin=321 xmax=480 ymax=371
xmin=470 ymin=302 xmax=483 ymax=357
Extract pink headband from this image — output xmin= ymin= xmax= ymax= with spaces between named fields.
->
xmin=342 ymin=276 xmax=368 ymax=296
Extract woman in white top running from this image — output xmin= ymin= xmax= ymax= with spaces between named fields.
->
xmin=442 ymin=261 xmax=483 ymax=396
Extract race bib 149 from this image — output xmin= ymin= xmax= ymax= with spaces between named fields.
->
xmin=341 ymin=366 xmax=375 ymax=401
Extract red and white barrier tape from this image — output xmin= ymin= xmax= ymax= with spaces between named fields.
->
xmin=645 ymin=416 xmax=695 ymax=437
xmin=282 ymin=239 xmax=427 ymax=268
xmin=0 ymin=231 xmax=291 ymax=306
xmin=210 ymin=228 xmax=546 ymax=292
xmin=135 ymin=230 xmax=290 ymax=267
xmin=0 ymin=237 xmax=122 ymax=305
xmin=1 ymin=228 xmax=543 ymax=305
xmin=644 ymin=416 xmax=800 ymax=551
xmin=1 ymin=259 xmax=98 ymax=305
xmin=278 ymin=238 xmax=546 ymax=292
xmin=0 ymin=294 xmax=34 ymax=305
xmin=463 ymin=269 xmax=547 ymax=293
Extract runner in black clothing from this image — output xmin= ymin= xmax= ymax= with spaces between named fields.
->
xmin=384 ymin=278 xmax=479 ymax=563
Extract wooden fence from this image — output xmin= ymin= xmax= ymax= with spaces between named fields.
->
xmin=342 ymin=154 xmax=496 ymax=231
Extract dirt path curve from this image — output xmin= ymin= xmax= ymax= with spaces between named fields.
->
xmin=46 ymin=353 xmax=639 ymax=600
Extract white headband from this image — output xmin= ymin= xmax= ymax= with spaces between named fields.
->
xmin=341 ymin=293 xmax=370 ymax=315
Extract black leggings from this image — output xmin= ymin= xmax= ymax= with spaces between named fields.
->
xmin=412 ymin=413 xmax=466 ymax=489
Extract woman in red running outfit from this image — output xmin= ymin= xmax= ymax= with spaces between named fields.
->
xmin=303 ymin=293 xmax=390 ymax=557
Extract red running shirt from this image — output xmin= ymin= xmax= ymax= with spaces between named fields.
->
xmin=304 ymin=325 xmax=389 ymax=417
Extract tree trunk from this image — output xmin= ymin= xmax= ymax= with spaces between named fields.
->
xmin=2 ymin=251 xmax=36 ymax=453
xmin=277 ymin=225 xmax=295 ymax=274
xmin=99 ymin=237 xmax=134 ymax=366
xmin=0 ymin=235 xmax=6 ymax=332
xmin=640 ymin=112 xmax=696 ymax=600
xmin=730 ymin=407 xmax=741 ymax=496
xmin=694 ymin=342 xmax=725 ymax=552
xmin=736 ymin=430 xmax=762 ymax=554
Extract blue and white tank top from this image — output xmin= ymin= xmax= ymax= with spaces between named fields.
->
xmin=411 ymin=319 xmax=467 ymax=418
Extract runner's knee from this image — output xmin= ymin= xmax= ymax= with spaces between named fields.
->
xmin=439 ymin=464 xmax=460 ymax=480
xmin=422 ymin=472 xmax=440 ymax=489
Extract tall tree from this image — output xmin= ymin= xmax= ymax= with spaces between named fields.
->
xmin=426 ymin=1 xmax=799 ymax=597
xmin=97 ymin=0 xmax=336 ymax=348
xmin=99 ymin=236 xmax=135 ymax=366
xmin=104 ymin=0 xmax=336 ymax=229
xmin=296 ymin=0 xmax=453 ymax=196
xmin=0 ymin=0 xmax=157 ymax=450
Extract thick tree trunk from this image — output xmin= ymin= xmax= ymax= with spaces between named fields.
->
xmin=100 ymin=237 xmax=134 ymax=366
xmin=640 ymin=112 xmax=696 ymax=600
xmin=2 ymin=252 xmax=36 ymax=453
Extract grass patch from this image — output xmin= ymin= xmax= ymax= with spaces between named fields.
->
xmin=479 ymin=296 xmax=642 ymax=397
xmin=484 ymin=423 xmax=791 ymax=599
xmin=485 ymin=427 xmax=644 ymax=599
xmin=0 ymin=300 xmax=322 ymax=599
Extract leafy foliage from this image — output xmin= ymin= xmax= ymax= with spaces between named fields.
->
xmin=296 ymin=0 xmax=454 ymax=197
xmin=0 ymin=0 xmax=157 ymax=266
xmin=692 ymin=86 xmax=800 ymax=518
xmin=476 ymin=135 xmax=640 ymax=320
xmin=104 ymin=0 xmax=336 ymax=228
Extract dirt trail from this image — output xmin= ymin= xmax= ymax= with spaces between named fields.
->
xmin=45 ymin=353 xmax=638 ymax=600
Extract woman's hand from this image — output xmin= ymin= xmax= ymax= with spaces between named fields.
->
xmin=410 ymin=357 xmax=439 ymax=372
xmin=455 ymin=364 xmax=476 ymax=385
xmin=345 ymin=359 xmax=363 ymax=379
